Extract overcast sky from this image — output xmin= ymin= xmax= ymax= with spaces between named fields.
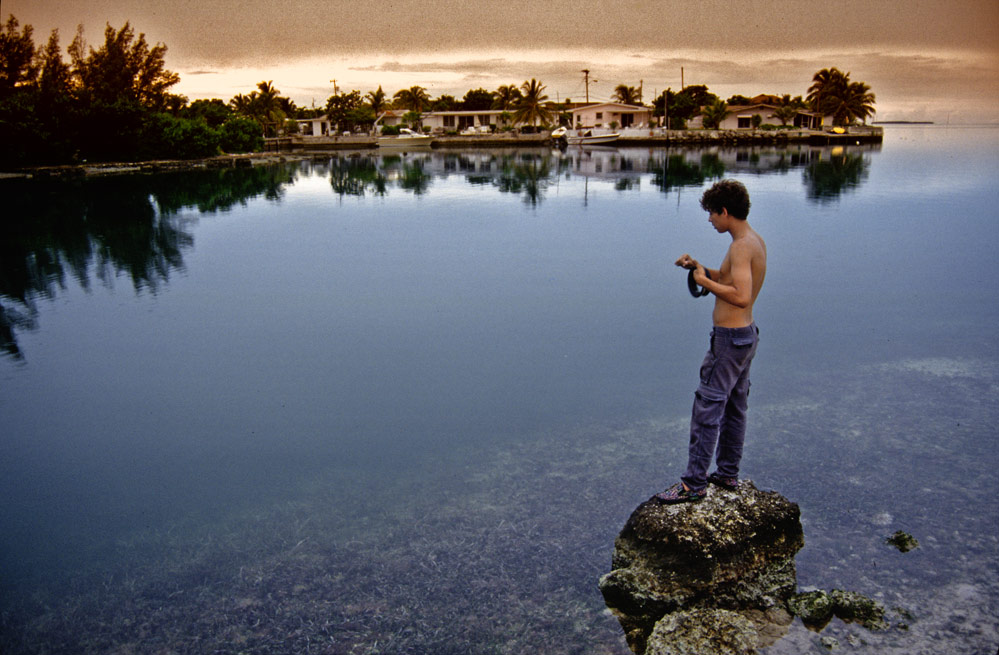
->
xmin=7 ymin=0 xmax=999 ymax=122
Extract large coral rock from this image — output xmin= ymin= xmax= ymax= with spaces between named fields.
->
xmin=599 ymin=481 xmax=804 ymax=654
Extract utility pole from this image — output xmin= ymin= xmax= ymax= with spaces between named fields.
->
xmin=664 ymin=89 xmax=669 ymax=129
xmin=681 ymin=68 xmax=684 ymax=91
xmin=329 ymin=79 xmax=338 ymax=95
xmin=582 ymin=69 xmax=590 ymax=103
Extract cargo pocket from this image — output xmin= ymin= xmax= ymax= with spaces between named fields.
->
xmin=695 ymin=384 xmax=728 ymax=403
xmin=698 ymin=351 xmax=716 ymax=385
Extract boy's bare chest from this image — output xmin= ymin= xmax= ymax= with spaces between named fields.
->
xmin=718 ymin=253 xmax=734 ymax=283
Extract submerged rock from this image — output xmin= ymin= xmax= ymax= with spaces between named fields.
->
xmin=645 ymin=608 xmax=758 ymax=655
xmin=885 ymin=530 xmax=919 ymax=552
xmin=786 ymin=588 xmax=888 ymax=632
xmin=786 ymin=589 xmax=836 ymax=629
xmin=827 ymin=590 xmax=888 ymax=631
xmin=599 ymin=480 xmax=804 ymax=654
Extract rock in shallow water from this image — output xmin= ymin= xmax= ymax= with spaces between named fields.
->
xmin=599 ymin=480 xmax=804 ymax=654
xmin=885 ymin=530 xmax=919 ymax=552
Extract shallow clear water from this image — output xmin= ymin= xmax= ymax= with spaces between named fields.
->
xmin=1 ymin=127 xmax=997 ymax=653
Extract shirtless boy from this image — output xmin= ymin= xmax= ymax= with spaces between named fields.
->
xmin=657 ymin=179 xmax=768 ymax=503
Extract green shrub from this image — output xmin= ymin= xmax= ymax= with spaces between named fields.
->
xmin=219 ymin=118 xmax=263 ymax=153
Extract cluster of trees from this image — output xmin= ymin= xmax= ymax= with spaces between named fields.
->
xmin=316 ymin=77 xmax=555 ymax=134
xmin=0 ymin=15 xmax=265 ymax=166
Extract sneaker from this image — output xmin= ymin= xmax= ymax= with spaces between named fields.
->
xmin=654 ymin=482 xmax=706 ymax=504
xmin=707 ymin=472 xmax=739 ymax=490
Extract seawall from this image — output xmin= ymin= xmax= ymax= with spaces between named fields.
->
xmin=268 ymin=126 xmax=883 ymax=152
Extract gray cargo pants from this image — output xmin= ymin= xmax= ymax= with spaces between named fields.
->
xmin=681 ymin=323 xmax=759 ymax=492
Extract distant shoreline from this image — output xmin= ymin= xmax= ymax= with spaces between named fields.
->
xmin=1 ymin=127 xmax=887 ymax=180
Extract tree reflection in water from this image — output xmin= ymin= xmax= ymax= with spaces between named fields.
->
xmin=803 ymin=148 xmax=871 ymax=202
xmin=0 ymin=165 xmax=298 ymax=359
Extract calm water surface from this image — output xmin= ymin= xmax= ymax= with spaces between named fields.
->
xmin=1 ymin=126 xmax=997 ymax=653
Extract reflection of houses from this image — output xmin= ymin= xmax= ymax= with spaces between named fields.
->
xmin=570 ymin=102 xmax=653 ymax=129
xmin=689 ymin=103 xmax=823 ymax=130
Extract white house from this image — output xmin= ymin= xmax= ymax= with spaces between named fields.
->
xmin=689 ymin=104 xmax=824 ymax=130
xmin=569 ymin=102 xmax=653 ymax=130
xmin=373 ymin=109 xmax=408 ymax=129
xmin=296 ymin=116 xmax=331 ymax=136
xmin=421 ymin=110 xmax=509 ymax=133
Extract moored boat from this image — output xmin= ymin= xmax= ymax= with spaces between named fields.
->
xmin=377 ymin=128 xmax=434 ymax=148
xmin=551 ymin=126 xmax=620 ymax=146
xmin=567 ymin=130 xmax=620 ymax=145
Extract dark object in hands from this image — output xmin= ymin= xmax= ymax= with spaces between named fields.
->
xmin=688 ymin=268 xmax=711 ymax=298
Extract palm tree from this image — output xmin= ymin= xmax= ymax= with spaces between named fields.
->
xmin=492 ymin=84 xmax=522 ymax=110
xmin=229 ymin=92 xmax=254 ymax=116
xmin=700 ymin=99 xmax=730 ymax=129
xmin=251 ymin=80 xmax=286 ymax=136
xmin=773 ymin=95 xmax=802 ymax=126
xmin=613 ymin=84 xmax=642 ymax=105
xmin=807 ymin=68 xmax=876 ymax=126
xmin=807 ymin=68 xmax=848 ymax=114
xmin=393 ymin=86 xmax=430 ymax=113
xmin=513 ymin=78 xmax=552 ymax=127
xmin=773 ymin=104 xmax=798 ymax=126
xmin=827 ymin=81 xmax=877 ymax=126
xmin=366 ymin=86 xmax=387 ymax=114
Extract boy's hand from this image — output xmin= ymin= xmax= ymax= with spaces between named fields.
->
xmin=675 ymin=254 xmax=697 ymax=270
xmin=692 ymin=263 xmax=708 ymax=286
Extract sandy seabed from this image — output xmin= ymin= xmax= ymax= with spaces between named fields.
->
xmin=1 ymin=355 xmax=996 ymax=654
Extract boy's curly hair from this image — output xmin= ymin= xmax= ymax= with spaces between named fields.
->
xmin=700 ymin=180 xmax=751 ymax=219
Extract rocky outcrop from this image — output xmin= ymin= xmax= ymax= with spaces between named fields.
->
xmin=599 ymin=481 xmax=804 ymax=654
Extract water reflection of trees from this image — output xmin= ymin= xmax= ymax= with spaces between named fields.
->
xmin=648 ymin=153 xmax=726 ymax=193
xmin=802 ymin=149 xmax=870 ymax=202
xmin=0 ymin=165 xmax=298 ymax=359
xmin=494 ymin=154 xmax=554 ymax=206
xmin=327 ymin=154 xmax=430 ymax=197
xmin=329 ymin=157 xmax=388 ymax=197
xmin=324 ymin=145 xmax=875 ymax=206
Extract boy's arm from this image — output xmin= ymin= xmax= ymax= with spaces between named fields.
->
xmin=694 ymin=245 xmax=753 ymax=308
xmin=675 ymin=253 xmax=721 ymax=280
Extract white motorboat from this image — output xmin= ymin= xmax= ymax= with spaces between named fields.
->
xmin=377 ymin=128 xmax=433 ymax=148
xmin=568 ymin=130 xmax=620 ymax=146
xmin=551 ymin=126 xmax=620 ymax=146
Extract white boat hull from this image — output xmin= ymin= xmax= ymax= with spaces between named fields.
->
xmin=377 ymin=128 xmax=433 ymax=148
xmin=567 ymin=133 xmax=620 ymax=145
xmin=377 ymin=135 xmax=433 ymax=147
